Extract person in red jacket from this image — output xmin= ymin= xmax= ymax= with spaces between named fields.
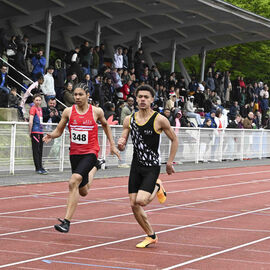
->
xmin=120 ymin=79 xmax=132 ymax=101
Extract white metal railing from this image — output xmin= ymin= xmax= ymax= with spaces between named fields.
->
xmin=1 ymin=121 xmax=270 ymax=174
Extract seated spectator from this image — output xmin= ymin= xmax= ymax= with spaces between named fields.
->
xmin=228 ymin=101 xmax=239 ymax=121
xmin=42 ymin=97 xmax=61 ymax=124
xmin=66 ymin=72 xmax=79 ymax=86
xmin=63 ymin=82 xmax=75 ymax=107
xmin=227 ymin=114 xmax=243 ymax=129
xmin=83 ymin=73 xmax=94 ymax=98
xmin=104 ymin=102 xmax=118 ymax=124
xmin=184 ymin=96 xmax=203 ymax=126
xmin=203 ymin=110 xmax=217 ymax=128
xmin=165 ymin=93 xmax=176 ymax=111
xmin=242 ymin=112 xmax=255 ymax=129
xmin=8 ymin=87 xmax=24 ymax=120
xmin=120 ymin=79 xmax=132 ymax=101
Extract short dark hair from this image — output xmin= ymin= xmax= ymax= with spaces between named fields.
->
xmin=135 ymin=84 xmax=155 ymax=97
xmin=33 ymin=94 xmax=42 ymax=100
xmin=74 ymin=83 xmax=89 ymax=94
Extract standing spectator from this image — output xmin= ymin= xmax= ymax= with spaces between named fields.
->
xmin=79 ymin=41 xmax=91 ymax=74
xmin=98 ymin=43 xmax=105 ymax=71
xmin=113 ymin=47 xmax=123 ymax=69
xmin=243 ymin=111 xmax=255 ymax=129
xmin=92 ymin=46 xmax=100 ymax=77
xmin=41 ymin=65 xmax=56 ymax=103
xmin=0 ymin=64 xmax=9 ymax=96
xmin=31 ymin=49 xmax=46 ymax=81
xmin=123 ymin=48 xmax=129 ymax=69
xmin=134 ymin=48 xmax=145 ymax=78
xmin=20 ymin=74 xmax=44 ymax=115
xmin=28 ymin=94 xmax=47 ymax=174
xmin=53 ymin=59 xmax=66 ymax=102
xmin=14 ymin=44 xmax=27 ymax=95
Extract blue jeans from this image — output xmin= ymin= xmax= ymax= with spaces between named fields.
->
xmin=0 ymin=86 xmax=10 ymax=94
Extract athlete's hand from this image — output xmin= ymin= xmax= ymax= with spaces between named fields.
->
xmin=117 ymin=137 xmax=126 ymax=151
xmin=111 ymin=145 xmax=121 ymax=160
xmin=43 ymin=133 xmax=53 ymax=143
xmin=166 ymin=162 xmax=175 ymax=175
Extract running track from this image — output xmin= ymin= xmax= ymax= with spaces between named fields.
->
xmin=1 ymin=165 xmax=270 ymax=269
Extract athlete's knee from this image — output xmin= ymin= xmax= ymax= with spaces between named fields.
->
xmin=135 ymin=198 xmax=148 ymax=207
xmin=69 ymin=174 xmax=82 ymax=190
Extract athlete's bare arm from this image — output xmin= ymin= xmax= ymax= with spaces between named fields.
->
xmin=156 ymin=114 xmax=178 ymax=175
xmin=118 ymin=115 xmax=131 ymax=151
xmin=43 ymin=107 xmax=71 ymax=143
xmin=95 ymin=106 xmax=120 ymax=159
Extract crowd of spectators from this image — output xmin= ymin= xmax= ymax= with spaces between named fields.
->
xmin=0 ymin=29 xmax=270 ymax=134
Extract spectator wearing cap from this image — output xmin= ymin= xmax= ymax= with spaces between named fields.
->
xmin=184 ymin=95 xmax=203 ymax=127
xmin=114 ymin=47 xmax=123 ymax=69
xmin=165 ymin=92 xmax=176 ymax=111
xmin=40 ymin=65 xmax=56 ymax=103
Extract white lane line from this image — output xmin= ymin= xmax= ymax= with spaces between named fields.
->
xmin=1 ymin=204 xmax=270 ymax=268
xmin=0 ymin=185 xmax=127 ymax=200
xmin=0 ymin=250 xmax=39 ymax=255
xmin=162 ymin=236 xmax=270 ymax=269
xmin=1 ymin=169 xmax=270 ymax=201
xmin=216 ymin=257 xmax=270 ymax=265
xmin=2 ymin=175 xmax=270 ymax=216
xmin=0 ymin=196 xmax=129 ymax=216
xmin=1 ymin=189 xmax=270 ymax=237
xmin=66 ymin=256 xmax=157 ymax=267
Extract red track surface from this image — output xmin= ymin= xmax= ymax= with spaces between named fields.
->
xmin=1 ymin=165 xmax=270 ymax=269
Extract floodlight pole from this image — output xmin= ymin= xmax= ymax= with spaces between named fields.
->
xmin=45 ymin=10 xmax=52 ymax=69
xmin=170 ymin=40 xmax=176 ymax=73
xmin=96 ymin=22 xmax=101 ymax=46
xmin=137 ymin=32 xmax=142 ymax=49
xmin=200 ymin=47 xmax=206 ymax=82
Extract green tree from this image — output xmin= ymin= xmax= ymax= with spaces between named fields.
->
xmin=182 ymin=0 xmax=270 ymax=82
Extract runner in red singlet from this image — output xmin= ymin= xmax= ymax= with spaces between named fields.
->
xmin=43 ymin=83 xmax=120 ymax=233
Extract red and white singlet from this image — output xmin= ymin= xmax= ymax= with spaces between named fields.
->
xmin=68 ymin=104 xmax=100 ymax=156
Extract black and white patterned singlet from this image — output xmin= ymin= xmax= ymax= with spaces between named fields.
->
xmin=130 ymin=111 xmax=161 ymax=166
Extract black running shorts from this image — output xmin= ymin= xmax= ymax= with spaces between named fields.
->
xmin=128 ymin=161 xmax=161 ymax=194
xmin=70 ymin=153 xmax=97 ymax=188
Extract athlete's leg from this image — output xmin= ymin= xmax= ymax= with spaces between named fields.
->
xmin=79 ymin=166 xmax=97 ymax=197
xmin=65 ymin=173 xmax=82 ymax=221
xmin=130 ymin=193 xmax=155 ymax=236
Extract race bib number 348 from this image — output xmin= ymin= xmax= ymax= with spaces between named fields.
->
xmin=71 ymin=130 xmax=88 ymax=144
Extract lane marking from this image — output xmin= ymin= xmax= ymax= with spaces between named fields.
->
xmin=162 ymin=236 xmax=270 ymax=269
xmin=2 ymin=204 xmax=270 ymax=267
xmin=1 ymin=189 xmax=270 ymax=237
xmin=2 ymin=176 xmax=270 ymax=216
xmin=1 ymin=169 xmax=270 ymax=201
xmin=41 ymin=259 xmax=144 ymax=270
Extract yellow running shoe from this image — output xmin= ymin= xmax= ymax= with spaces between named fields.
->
xmin=156 ymin=179 xmax=167 ymax=203
xmin=136 ymin=236 xmax=158 ymax=248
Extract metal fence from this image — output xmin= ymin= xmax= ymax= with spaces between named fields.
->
xmin=1 ymin=121 xmax=270 ymax=174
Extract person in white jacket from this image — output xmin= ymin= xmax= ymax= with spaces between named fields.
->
xmin=40 ymin=66 xmax=56 ymax=103
xmin=113 ymin=47 xmax=123 ymax=69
